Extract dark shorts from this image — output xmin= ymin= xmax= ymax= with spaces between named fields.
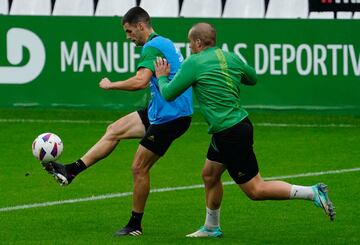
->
xmin=206 ymin=117 xmax=259 ymax=184
xmin=137 ymin=109 xmax=191 ymax=156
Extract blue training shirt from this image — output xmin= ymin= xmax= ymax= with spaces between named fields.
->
xmin=139 ymin=34 xmax=193 ymax=124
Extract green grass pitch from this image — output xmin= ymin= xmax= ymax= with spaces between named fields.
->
xmin=0 ymin=108 xmax=359 ymax=244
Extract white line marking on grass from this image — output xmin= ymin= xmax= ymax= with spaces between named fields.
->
xmin=192 ymin=122 xmax=358 ymax=128
xmin=0 ymin=118 xmax=358 ymax=128
xmin=1 ymin=167 xmax=359 ymax=213
xmin=254 ymin=123 xmax=358 ymax=128
xmin=0 ymin=118 xmax=112 ymax=124
xmin=244 ymin=105 xmax=357 ymax=110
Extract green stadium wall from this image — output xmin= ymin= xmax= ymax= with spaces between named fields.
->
xmin=0 ymin=16 xmax=359 ymax=113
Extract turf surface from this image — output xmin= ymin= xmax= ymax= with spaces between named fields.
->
xmin=0 ymin=108 xmax=359 ymax=244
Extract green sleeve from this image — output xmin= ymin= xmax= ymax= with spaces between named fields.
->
xmin=241 ymin=62 xmax=257 ymax=85
xmin=158 ymin=57 xmax=197 ymax=101
xmin=137 ymin=46 xmax=164 ymax=72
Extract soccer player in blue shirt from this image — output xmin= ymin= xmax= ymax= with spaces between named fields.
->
xmin=44 ymin=7 xmax=192 ymax=236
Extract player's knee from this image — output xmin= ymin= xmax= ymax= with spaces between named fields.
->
xmin=131 ymin=162 xmax=149 ymax=178
xmin=105 ymin=122 xmax=123 ymax=140
xmin=246 ymin=192 xmax=261 ymax=201
xmin=244 ymin=186 xmax=264 ymax=201
xmin=201 ymin=170 xmax=219 ymax=186
xmin=131 ymin=164 xmax=143 ymax=178
xmin=105 ymin=123 xmax=116 ymax=136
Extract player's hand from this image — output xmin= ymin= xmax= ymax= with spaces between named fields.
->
xmin=154 ymin=57 xmax=170 ymax=78
xmin=99 ymin=77 xmax=112 ymax=90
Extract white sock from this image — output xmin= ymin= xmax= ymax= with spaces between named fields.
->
xmin=204 ymin=207 xmax=220 ymax=229
xmin=290 ymin=185 xmax=314 ymax=200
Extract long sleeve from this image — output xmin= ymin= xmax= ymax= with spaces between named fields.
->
xmin=241 ymin=63 xmax=257 ymax=86
xmin=158 ymin=58 xmax=197 ymax=101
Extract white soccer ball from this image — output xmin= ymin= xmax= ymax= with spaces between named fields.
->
xmin=32 ymin=133 xmax=63 ymax=163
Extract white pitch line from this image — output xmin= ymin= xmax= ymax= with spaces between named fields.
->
xmin=254 ymin=122 xmax=358 ymax=128
xmin=0 ymin=167 xmax=359 ymax=213
xmin=0 ymin=118 xmax=112 ymax=124
xmin=0 ymin=118 xmax=358 ymax=128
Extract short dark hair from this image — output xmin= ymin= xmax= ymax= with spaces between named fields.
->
xmin=122 ymin=7 xmax=151 ymax=27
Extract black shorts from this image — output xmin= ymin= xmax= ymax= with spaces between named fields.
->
xmin=137 ymin=109 xmax=191 ymax=156
xmin=207 ymin=117 xmax=259 ymax=184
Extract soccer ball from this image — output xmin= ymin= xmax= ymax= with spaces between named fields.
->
xmin=32 ymin=133 xmax=63 ymax=163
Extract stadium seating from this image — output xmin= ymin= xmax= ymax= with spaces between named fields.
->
xmin=353 ymin=12 xmax=360 ymax=19
xmin=140 ymin=0 xmax=179 ymax=17
xmin=0 ymin=0 xmax=8 ymax=15
xmin=53 ymin=0 xmax=94 ymax=16
xmin=308 ymin=11 xmax=335 ymax=19
xmin=10 ymin=0 xmax=52 ymax=16
xmin=336 ymin=11 xmax=353 ymax=19
xmin=95 ymin=0 xmax=136 ymax=16
xmin=0 ymin=0 xmax=359 ymax=19
xmin=266 ymin=0 xmax=308 ymax=18
xmin=223 ymin=0 xmax=265 ymax=18
xmin=180 ymin=0 xmax=222 ymax=17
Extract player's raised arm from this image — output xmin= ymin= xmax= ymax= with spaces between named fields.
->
xmin=99 ymin=67 xmax=152 ymax=91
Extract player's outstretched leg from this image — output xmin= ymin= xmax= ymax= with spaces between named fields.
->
xmin=312 ymin=183 xmax=336 ymax=221
xmin=186 ymin=226 xmax=223 ymax=238
xmin=42 ymin=112 xmax=146 ymax=186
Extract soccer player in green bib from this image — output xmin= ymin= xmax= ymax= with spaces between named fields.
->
xmin=154 ymin=22 xmax=336 ymax=238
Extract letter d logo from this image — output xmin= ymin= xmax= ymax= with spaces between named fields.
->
xmin=0 ymin=28 xmax=45 ymax=84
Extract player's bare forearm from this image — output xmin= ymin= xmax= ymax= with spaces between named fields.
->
xmin=99 ymin=77 xmax=148 ymax=91
xmin=99 ymin=68 xmax=151 ymax=91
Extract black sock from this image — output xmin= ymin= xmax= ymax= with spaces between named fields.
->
xmin=65 ymin=159 xmax=87 ymax=176
xmin=126 ymin=211 xmax=143 ymax=229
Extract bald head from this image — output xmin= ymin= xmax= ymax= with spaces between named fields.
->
xmin=189 ymin=23 xmax=216 ymax=50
